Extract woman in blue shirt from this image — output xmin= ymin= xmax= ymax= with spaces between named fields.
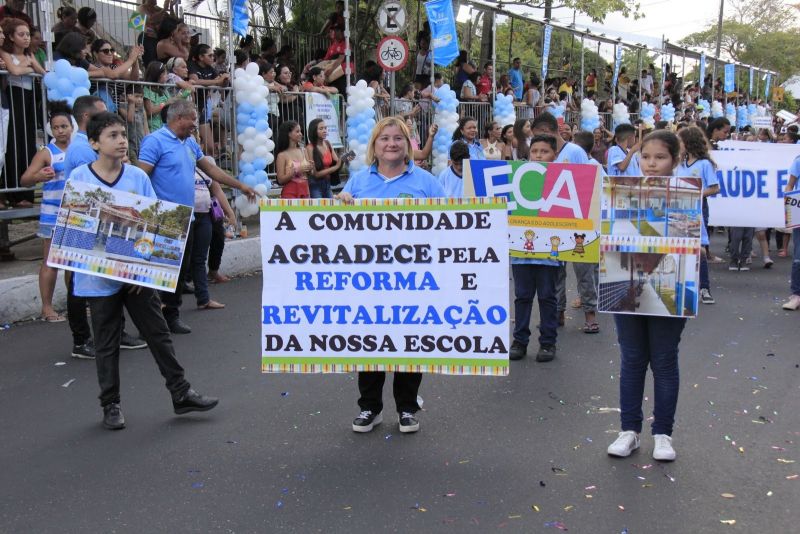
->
xmin=451 ymin=116 xmax=485 ymax=161
xmin=336 ymin=116 xmax=445 ymax=434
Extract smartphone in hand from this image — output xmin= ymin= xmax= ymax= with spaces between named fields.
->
xmin=341 ymin=150 xmax=356 ymax=162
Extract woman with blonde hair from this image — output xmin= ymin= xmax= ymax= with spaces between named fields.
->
xmin=336 ymin=116 xmax=445 ymax=434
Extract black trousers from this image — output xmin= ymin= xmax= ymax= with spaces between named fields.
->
xmin=87 ymin=287 xmax=190 ymax=407
xmin=357 ymin=372 xmax=422 ymax=414
xmin=161 ymin=223 xmax=194 ymax=322
xmin=4 ymin=86 xmax=36 ymax=204
xmin=66 ymin=271 xmax=92 ymax=346
xmin=208 ymin=217 xmax=225 ymax=272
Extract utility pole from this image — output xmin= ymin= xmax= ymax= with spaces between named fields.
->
xmin=714 ymin=0 xmax=724 ymax=58
xmin=544 ymin=0 xmax=553 ymax=21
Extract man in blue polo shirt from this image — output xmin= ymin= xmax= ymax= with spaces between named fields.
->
xmin=62 ymin=96 xmax=146 ymax=357
xmin=508 ymin=57 xmax=523 ymax=101
xmin=137 ymin=99 xmax=256 ymax=334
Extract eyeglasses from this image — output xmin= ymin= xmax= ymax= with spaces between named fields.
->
xmin=99 ymin=48 xmax=114 ymax=54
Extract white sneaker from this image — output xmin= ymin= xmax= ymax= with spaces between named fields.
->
xmin=782 ymin=295 xmax=800 ymax=311
xmin=653 ymin=434 xmax=676 ymax=461
xmin=607 ymin=431 xmax=640 ymax=457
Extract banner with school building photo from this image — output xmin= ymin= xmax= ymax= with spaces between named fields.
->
xmin=708 ymin=144 xmax=799 ymax=227
xmin=47 ymin=179 xmax=193 ymax=292
xmin=463 ymin=160 xmax=602 ymax=263
xmin=598 ymin=176 xmax=702 ymax=318
xmin=260 ymin=198 xmax=510 ymax=375
xmin=304 ymin=93 xmax=343 ymax=148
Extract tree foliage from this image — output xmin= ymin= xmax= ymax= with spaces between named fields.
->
xmin=680 ymin=0 xmax=799 ymax=76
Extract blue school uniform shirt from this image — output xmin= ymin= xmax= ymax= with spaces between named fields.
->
xmin=69 ymin=163 xmax=157 ymax=297
xmin=456 ymin=138 xmax=486 ymax=161
xmin=508 ymin=67 xmax=523 ymax=101
xmin=63 ymin=132 xmax=97 ymax=180
xmin=556 ymin=141 xmax=590 ymax=164
xmin=607 ymin=145 xmax=641 ymax=176
xmin=38 ymin=142 xmax=67 ymax=238
xmin=343 ymin=161 xmax=445 ymax=199
xmin=138 ymin=126 xmax=204 ymax=207
xmin=790 ymin=156 xmax=800 ymax=181
xmin=589 ymin=156 xmax=608 ymax=176
xmin=677 ymin=158 xmax=719 ymax=246
xmin=438 ymin=166 xmax=464 ymax=199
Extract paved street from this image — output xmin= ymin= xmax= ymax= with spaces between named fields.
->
xmin=1 ymin=237 xmax=799 ymax=533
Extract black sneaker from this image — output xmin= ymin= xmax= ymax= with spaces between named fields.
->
xmin=103 ymin=403 xmax=125 ymax=430
xmin=399 ymin=412 xmax=420 ymax=433
xmin=120 ymin=332 xmax=147 ymax=350
xmin=352 ymin=410 xmax=383 ymax=433
xmin=71 ymin=340 xmax=96 ymax=359
xmin=168 ymin=319 xmax=192 ymax=334
xmin=172 ymin=389 xmax=219 ymax=414
xmin=728 ymin=260 xmax=739 ymax=271
xmin=181 ymin=283 xmax=195 ymax=294
xmin=509 ymin=340 xmax=527 ymax=361
xmin=738 ymin=260 xmax=750 ymax=271
xmin=536 ymin=344 xmax=557 ymax=362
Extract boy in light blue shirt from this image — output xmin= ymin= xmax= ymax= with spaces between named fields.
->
xmin=72 ymin=112 xmax=219 ymax=431
xmin=437 ymin=141 xmax=470 ymax=199
xmin=607 ymin=124 xmax=641 ymax=176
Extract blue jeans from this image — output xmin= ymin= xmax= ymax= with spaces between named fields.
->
xmin=191 ymin=213 xmax=213 ymax=306
xmin=512 ymin=264 xmax=558 ymax=347
xmin=614 ymin=314 xmax=687 ymax=436
xmin=309 ymin=178 xmax=333 ymax=199
xmin=792 ymin=228 xmax=800 ymax=296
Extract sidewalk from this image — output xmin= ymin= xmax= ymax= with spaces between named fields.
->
xmin=0 ymin=214 xmax=264 ymax=325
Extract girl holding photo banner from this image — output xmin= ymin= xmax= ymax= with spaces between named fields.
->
xmin=335 ymin=116 xmax=446 ymax=435
xmin=607 ymin=130 xmax=688 ymax=462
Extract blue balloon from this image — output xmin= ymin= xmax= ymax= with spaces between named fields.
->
xmin=54 ymin=59 xmax=71 ymax=77
xmin=254 ymin=103 xmax=269 ymax=116
xmin=242 ymin=174 xmax=258 ymax=187
xmin=237 ymin=123 xmax=247 ymax=134
xmin=72 ymin=86 xmax=90 ymax=98
xmin=47 ymin=89 xmax=60 ymax=101
xmin=70 ymin=67 xmax=89 ymax=87
xmin=240 ymin=162 xmax=255 ymax=175
xmin=238 ymin=102 xmax=254 ymax=114
xmin=252 ymin=158 xmax=267 ymax=170
xmin=237 ymin=112 xmax=249 ymax=124
xmin=253 ymin=170 xmax=268 ymax=183
xmin=255 ymin=119 xmax=268 ymax=132
xmin=56 ymin=78 xmax=73 ymax=96
xmin=43 ymin=72 xmax=58 ymax=90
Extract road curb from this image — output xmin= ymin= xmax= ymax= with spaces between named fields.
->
xmin=0 ymin=236 xmax=262 ymax=325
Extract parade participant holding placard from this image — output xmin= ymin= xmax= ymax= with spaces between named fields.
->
xmin=530 ymin=112 xmax=590 ymax=327
xmin=782 ymin=156 xmax=800 ymax=311
xmin=71 ymin=112 xmax=219 ymax=430
xmin=509 ymin=133 xmax=561 ymax=362
xmin=677 ymin=126 xmax=721 ymax=305
xmin=607 ymin=130 xmax=688 ymax=462
xmin=335 ymin=116 xmax=446 ymax=434
xmin=137 ymin=99 xmax=256 ymax=334
xmin=452 ymin=116 xmax=485 ymax=160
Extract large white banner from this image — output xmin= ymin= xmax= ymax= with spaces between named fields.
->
xmin=260 ymin=198 xmax=510 ymax=375
xmin=709 ymin=145 xmax=800 ymax=227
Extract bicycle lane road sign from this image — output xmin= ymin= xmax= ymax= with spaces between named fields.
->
xmin=376 ymin=36 xmax=409 ymax=72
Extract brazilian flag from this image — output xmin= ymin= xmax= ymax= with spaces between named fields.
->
xmin=128 ymin=13 xmax=145 ymax=31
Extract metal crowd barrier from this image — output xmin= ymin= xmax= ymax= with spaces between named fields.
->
xmin=0 ymin=71 xmax=47 ymax=199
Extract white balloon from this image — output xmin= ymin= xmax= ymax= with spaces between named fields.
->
xmin=254 ymin=183 xmax=268 ymax=197
xmin=356 ymin=79 xmax=367 ymax=88
xmin=264 ymin=153 xmax=274 ymax=165
xmin=265 ymin=139 xmax=275 ymax=151
xmin=245 ymin=62 xmax=259 ymax=76
xmin=234 ymin=195 xmax=249 ymax=211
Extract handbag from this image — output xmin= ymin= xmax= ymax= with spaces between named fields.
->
xmin=201 ymin=174 xmax=225 ymax=222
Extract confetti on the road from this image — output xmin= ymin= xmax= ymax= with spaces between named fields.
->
xmin=551 ymin=466 xmax=567 ymax=474
xmin=531 ymin=505 xmax=540 ymax=512
xmin=225 ymin=440 xmax=238 ymax=444
xmin=508 ymin=515 xmax=521 ymax=519
xmin=281 ymin=392 xmax=289 ymax=397
xmin=384 ymin=434 xmax=392 ymax=440
xmin=618 ymin=505 xmax=625 ymax=511
xmin=767 ymin=491 xmax=773 ymax=496
xmin=777 ymin=458 xmax=795 ymax=464
xmin=54 ymin=362 xmax=66 ymax=366
xmin=444 ymin=492 xmax=456 ymax=497
xmin=719 ymin=519 xmax=736 ymax=525
xmin=544 ymin=521 xmax=568 ymax=530
xmin=540 ymin=481 xmax=546 ymax=487
xmin=191 ymin=482 xmax=204 ymax=489
xmin=721 ymin=493 xmax=735 ymax=499
xmin=343 ymin=506 xmax=351 ymax=510
xmin=61 ymin=378 xmax=75 ymax=388
xmin=584 ymin=485 xmax=596 ymax=490
xmin=563 ymin=505 xmax=574 ymax=512
xmin=786 ymin=474 xmax=799 ymax=480
xmin=664 ymin=474 xmax=676 ymax=482
xmin=276 ymin=500 xmax=283 ymax=508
